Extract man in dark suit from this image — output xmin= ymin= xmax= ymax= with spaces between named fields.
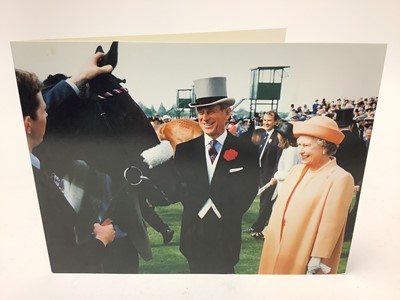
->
xmin=15 ymin=68 xmax=115 ymax=273
xmin=172 ymin=77 xmax=259 ymax=273
xmin=247 ymin=110 xmax=282 ymax=239
xmin=334 ymin=108 xmax=368 ymax=241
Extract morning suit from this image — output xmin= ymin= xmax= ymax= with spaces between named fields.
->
xmin=173 ymin=132 xmax=259 ymax=273
xmin=32 ymin=166 xmax=106 ymax=273
xmin=252 ymin=129 xmax=281 ymax=231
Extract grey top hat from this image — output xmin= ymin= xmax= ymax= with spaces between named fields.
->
xmin=189 ymin=77 xmax=235 ymax=108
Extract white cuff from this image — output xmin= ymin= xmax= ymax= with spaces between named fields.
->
xmin=141 ymin=140 xmax=174 ymax=169
xmin=65 ymin=78 xmax=80 ymax=95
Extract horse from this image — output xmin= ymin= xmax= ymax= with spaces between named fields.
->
xmin=155 ymin=118 xmax=203 ymax=153
xmin=36 ymin=41 xmax=181 ymax=272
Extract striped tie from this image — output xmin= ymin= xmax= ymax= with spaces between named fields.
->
xmin=208 ymin=139 xmax=218 ymax=164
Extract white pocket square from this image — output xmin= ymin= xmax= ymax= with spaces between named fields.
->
xmin=229 ymin=167 xmax=244 ymax=173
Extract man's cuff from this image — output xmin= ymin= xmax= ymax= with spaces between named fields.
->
xmin=65 ymin=78 xmax=80 ymax=95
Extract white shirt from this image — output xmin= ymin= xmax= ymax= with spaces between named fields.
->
xmin=198 ymin=130 xmax=227 ymax=219
xmin=259 ymin=128 xmax=275 ymax=165
xmin=204 ymin=130 xmax=227 ymax=183
xmin=30 ymin=152 xmax=41 ymax=170
xmin=65 ymin=78 xmax=80 ymax=95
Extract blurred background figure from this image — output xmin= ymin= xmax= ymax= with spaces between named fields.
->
xmin=268 ymin=121 xmax=302 ymax=202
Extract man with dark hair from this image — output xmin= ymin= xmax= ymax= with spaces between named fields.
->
xmin=246 ymin=110 xmax=282 ymax=239
xmin=15 ymin=69 xmax=115 ymax=273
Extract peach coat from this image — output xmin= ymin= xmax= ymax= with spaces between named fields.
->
xmin=258 ymin=157 xmax=354 ymax=274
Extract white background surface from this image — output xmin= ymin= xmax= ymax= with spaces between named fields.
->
xmin=1 ymin=1 xmax=399 ymax=299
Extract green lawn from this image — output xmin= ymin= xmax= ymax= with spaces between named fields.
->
xmin=139 ymin=196 xmax=351 ymax=274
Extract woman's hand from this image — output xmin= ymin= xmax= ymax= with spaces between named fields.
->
xmin=306 ymin=257 xmax=321 ymax=274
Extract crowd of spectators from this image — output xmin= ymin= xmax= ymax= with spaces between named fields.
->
xmin=224 ymin=97 xmax=377 ymax=149
xmin=285 ymin=97 xmax=377 ymax=149
xmin=149 ymin=96 xmax=376 ymax=151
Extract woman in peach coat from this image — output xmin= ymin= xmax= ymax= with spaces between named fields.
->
xmin=258 ymin=116 xmax=354 ymax=274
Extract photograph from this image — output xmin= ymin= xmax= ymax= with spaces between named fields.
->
xmin=10 ymin=40 xmax=386 ymax=275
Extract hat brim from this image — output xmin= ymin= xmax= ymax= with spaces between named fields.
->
xmin=293 ymin=121 xmax=344 ymax=144
xmin=189 ymin=97 xmax=235 ymax=108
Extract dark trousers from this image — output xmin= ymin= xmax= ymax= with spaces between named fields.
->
xmin=102 ymin=237 xmax=139 ymax=273
xmin=251 ymin=188 xmax=275 ymax=232
xmin=188 ymin=259 xmax=235 ymax=274
xmin=140 ymin=199 xmax=168 ymax=233
xmin=185 ymin=212 xmax=236 ymax=274
xmin=344 ymin=190 xmax=361 ymax=241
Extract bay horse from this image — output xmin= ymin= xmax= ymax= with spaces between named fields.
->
xmin=155 ymin=118 xmax=203 ymax=153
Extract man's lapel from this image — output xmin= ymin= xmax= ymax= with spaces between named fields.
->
xmin=210 ymin=132 xmax=235 ymax=185
xmin=192 ymin=134 xmax=210 ymax=187
xmin=261 ymin=130 xmax=276 ymax=159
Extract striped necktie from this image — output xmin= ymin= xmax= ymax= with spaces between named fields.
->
xmin=208 ymin=139 xmax=218 ymax=164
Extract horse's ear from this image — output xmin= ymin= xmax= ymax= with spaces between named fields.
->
xmin=90 ymin=41 xmax=122 ymax=94
xmin=95 ymin=42 xmax=118 ymax=69
xmin=107 ymin=42 xmax=118 ymax=68
xmin=95 ymin=45 xmax=104 ymax=54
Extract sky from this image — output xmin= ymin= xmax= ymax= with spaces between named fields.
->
xmin=11 ymin=41 xmax=386 ymax=115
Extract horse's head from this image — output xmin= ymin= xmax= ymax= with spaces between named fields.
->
xmin=38 ymin=42 xmax=174 ymax=206
xmin=74 ymin=42 xmax=162 ymax=181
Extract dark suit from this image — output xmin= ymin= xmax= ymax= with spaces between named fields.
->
xmin=251 ymin=129 xmax=281 ymax=231
xmin=173 ymin=132 xmax=259 ymax=273
xmin=335 ymin=130 xmax=367 ymax=186
xmin=334 ymin=129 xmax=368 ymax=240
xmin=32 ymin=166 xmax=106 ymax=273
xmin=37 ymin=80 xmax=85 ymax=175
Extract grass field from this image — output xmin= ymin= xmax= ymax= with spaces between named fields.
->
xmin=139 ymin=196 xmax=352 ymax=274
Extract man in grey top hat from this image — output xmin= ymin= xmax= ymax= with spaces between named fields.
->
xmin=171 ymin=77 xmax=259 ymax=273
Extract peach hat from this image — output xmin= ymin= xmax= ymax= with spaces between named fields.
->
xmin=293 ymin=116 xmax=344 ymax=144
